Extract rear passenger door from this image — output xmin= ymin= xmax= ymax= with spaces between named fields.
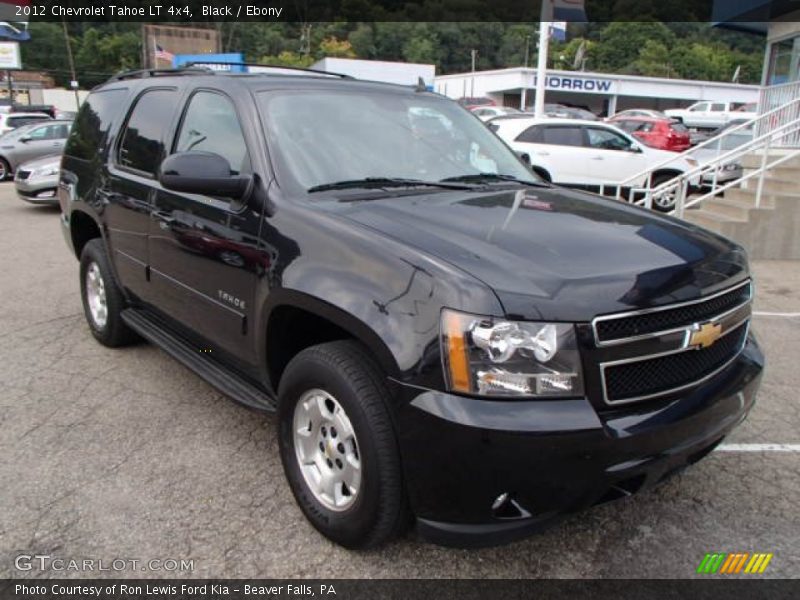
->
xmin=13 ymin=123 xmax=65 ymax=166
xmin=515 ymin=124 xmax=597 ymax=185
xmin=106 ymin=87 xmax=180 ymax=303
xmin=148 ymin=89 xmax=265 ymax=365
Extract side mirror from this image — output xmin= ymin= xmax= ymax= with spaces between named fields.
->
xmin=629 ymin=144 xmax=643 ymax=154
xmin=158 ymin=152 xmax=252 ymax=199
xmin=515 ymin=151 xmax=531 ymax=164
xmin=19 ymin=136 xmax=31 ymax=143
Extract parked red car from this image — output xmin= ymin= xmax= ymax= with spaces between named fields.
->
xmin=608 ymin=116 xmax=692 ymax=152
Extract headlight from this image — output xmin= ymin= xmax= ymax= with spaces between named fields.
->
xmin=441 ymin=309 xmax=584 ymax=397
xmin=31 ymin=166 xmax=59 ymax=178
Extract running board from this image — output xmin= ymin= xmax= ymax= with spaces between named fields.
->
xmin=121 ymin=308 xmax=276 ymax=412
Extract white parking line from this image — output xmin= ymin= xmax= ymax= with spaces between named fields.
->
xmin=716 ymin=444 xmax=800 ymax=452
xmin=752 ymin=311 xmax=800 ymax=317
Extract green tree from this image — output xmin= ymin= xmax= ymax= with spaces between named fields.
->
xmin=592 ymin=22 xmax=676 ymax=73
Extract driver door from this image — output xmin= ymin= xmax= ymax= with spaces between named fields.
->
xmin=584 ymin=125 xmax=648 ymax=186
xmin=148 ymin=89 xmax=265 ymax=365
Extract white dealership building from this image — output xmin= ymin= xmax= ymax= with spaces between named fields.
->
xmin=434 ymin=67 xmax=761 ymax=116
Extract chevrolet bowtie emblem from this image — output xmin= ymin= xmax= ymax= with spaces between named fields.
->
xmin=689 ymin=322 xmax=723 ymax=349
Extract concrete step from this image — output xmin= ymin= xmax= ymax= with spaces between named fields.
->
xmin=702 ymin=197 xmax=765 ymax=220
xmin=740 ymin=153 xmax=800 ymax=170
xmin=722 ymin=187 xmax=778 ymax=207
xmin=683 ymin=208 xmax=745 ymax=234
xmin=740 ymin=176 xmax=800 ymax=195
xmin=742 ymin=164 xmax=800 ymax=180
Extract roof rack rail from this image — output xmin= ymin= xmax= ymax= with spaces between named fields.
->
xmin=184 ymin=61 xmax=355 ymax=79
xmin=106 ymin=66 xmax=215 ymax=83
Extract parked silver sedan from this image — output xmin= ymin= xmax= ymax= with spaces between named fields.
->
xmin=0 ymin=120 xmax=72 ymax=179
xmin=14 ymin=154 xmax=60 ymax=205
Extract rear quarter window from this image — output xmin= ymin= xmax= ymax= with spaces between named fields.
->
xmin=64 ymin=88 xmax=127 ymax=161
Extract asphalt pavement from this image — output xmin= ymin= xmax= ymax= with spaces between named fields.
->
xmin=0 ymin=184 xmax=798 ymax=579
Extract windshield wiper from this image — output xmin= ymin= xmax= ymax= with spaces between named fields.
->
xmin=308 ymin=177 xmax=475 ymax=193
xmin=441 ymin=173 xmax=549 ymax=186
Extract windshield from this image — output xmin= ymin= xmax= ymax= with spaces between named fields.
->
xmin=258 ymin=90 xmax=536 ymax=193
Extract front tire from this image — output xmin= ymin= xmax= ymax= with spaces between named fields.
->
xmin=278 ymin=341 xmax=409 ymax=549
xmin=651 ymin=174 xmax=679 ymax=212
xmin=0 ymin=157 xmax=10 ymax=180
xmin=79 ymin=239 xmax=138 ymax=347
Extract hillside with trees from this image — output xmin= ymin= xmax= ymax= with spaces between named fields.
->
xmin=21 ymin=21 xmax=765 ymax=89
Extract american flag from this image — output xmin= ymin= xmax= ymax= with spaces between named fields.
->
xmin=154 ymin=42 xmax=175 ymax=64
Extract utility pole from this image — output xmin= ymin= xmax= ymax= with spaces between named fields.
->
xmin=524 ymin=35 xmax=531 ymax=68
xmin=470 ymin=49 xmax=477 ymax=97
xmin=534 ymin=1 xmax=553 ymax=119
xmin=61 ymin=18 xmax=80 ymax=110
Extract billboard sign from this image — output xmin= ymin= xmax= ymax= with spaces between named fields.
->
xmin=174 ymin=53 xmax=245 ymax=73
xmin=0 ymin=41 xmax=20 ymax=69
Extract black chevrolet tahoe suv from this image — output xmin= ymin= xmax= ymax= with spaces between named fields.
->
xmin=59 ymin=66 xmax=764 ymax=549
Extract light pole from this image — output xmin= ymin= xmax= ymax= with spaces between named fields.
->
xmin=470 ymin=49 xmax=477 ymax=97
xmin=61 ymin=18 xmax=80 ymax=110
xmin=534 ymin=1 xmax=553 ymax=119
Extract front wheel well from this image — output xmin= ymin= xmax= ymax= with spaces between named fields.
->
xmin=70 ymin=211 xmax=102 ymax=259
xmin=651 ymin=169 xmax=683 ymax=184
xmin=266 ymin=305 xmax=356 ymax=390
xmin=532 ymin=166 xmax=552 ymax=182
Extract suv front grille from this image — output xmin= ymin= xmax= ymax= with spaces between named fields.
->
xmin=602 ymin=322 xmax=748 ymax=404
xmin=594 ymin=281 xmax=752 ymax=344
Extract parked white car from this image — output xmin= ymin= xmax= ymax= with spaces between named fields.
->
xmin=0 ymin=112 xmax=52 ymax=136
xmin=470 ymin=106 xmax=523 ymax=121
xmin=491 ymin=117 xmax=699 ymax=210
xmin=664 ymin=101 xmax=758 ymax=130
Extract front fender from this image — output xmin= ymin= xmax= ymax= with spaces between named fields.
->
xmin=252 ymin=201 xmax=503 ymax=391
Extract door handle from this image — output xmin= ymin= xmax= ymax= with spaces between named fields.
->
xmin=591 ymin=156 xmax=604 ymax=160
xmin=536 ymin=151 xmax=550 ymax=156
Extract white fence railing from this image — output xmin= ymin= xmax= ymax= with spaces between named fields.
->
xmin=599 ymin=96 xmax=800 ymax=208
xmin=756 ymin=80 xmax=800 ymax=147
xmin=636 ymin=114 xmax=800 ymax=218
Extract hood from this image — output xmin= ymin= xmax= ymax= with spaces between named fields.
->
xmin=318 ymin=186 xmax=749 ymax=321
xmin=18 ymin=154 xmax=61 ymax=171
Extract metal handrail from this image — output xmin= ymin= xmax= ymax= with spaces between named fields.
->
xmin=672 ymin=147 xmax=800 ymax=217
xmin=608 ymin=96 xmax=800 ymax=199
xmin=601 ymin=114 xmax=800 ymax=210
xmin=633 ymin=115 xmax=800 ymax=217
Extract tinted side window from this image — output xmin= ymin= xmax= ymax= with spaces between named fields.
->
xmin=64 ymin=88 xmax=127 ymax=161
xmin=515 ymin=125 xmax=543 ymax=143
xmin=118 ymin=89 xmax=178 ymax=175
xmin=174 ymin=91 xmax=249 ymax=174
xmin=586 ymin=127 xmax=632 ymax=151
xmin=9 ymin=116 xmax=48 ymax=128
xmin=541 ymin=126 xmax=583 ymax=147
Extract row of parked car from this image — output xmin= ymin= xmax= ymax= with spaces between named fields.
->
xmin=459 ymin=99 xmax=754 ymax=211
xmin=0 ymin=108 xmax=73 ymax=203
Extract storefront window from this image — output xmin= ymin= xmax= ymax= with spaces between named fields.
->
xmin=767 ymin=36 xmax=800 ymax=85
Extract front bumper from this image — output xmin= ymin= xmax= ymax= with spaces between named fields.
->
xmin=394 ymin=335 xmax=764 ymax=547
xmin=15 ymin=176 xmax=59 ymax=204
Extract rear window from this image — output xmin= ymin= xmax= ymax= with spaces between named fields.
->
xmin=64 ymin=88 xmax=127 ymax=161
xmin=540 ymin=126 xmax=583 ymax=147
xmin=7 ymin=115 xmax=48 ymax=128
xmin=118 ymin=89 xmax=179 ymax=176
